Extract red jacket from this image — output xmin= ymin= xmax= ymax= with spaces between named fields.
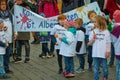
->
xmin=106 ymin=0 xmax=120 ymax=19
xmin=38 ymin=0 xmax=59 ymax=18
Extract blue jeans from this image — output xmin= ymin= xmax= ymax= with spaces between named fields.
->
xmin=109 ymin=43 xmax=115 ymax=65
xmin=0 ymin=55 xmax=5 ymax=77
xmin=93 ymin=58 xmax=108 ymax=80
xmin=116 ymin=59 xmax=120 ymax=80
xmin=42 ymin=43 xmax=50 ymax=54
xmin=64 ymin=56 xmax=74 ymax=73
xmin=4 ymin=43 xmax=12 ymax=71
xmin=77 ymin=54 xmax=85 ymax=69
xmin=85 ymin=35 xmax=93 ymax=67
xmin=50 ymin=40 xmax=55 ymax=53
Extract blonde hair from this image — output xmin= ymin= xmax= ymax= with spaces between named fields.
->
xmin=94 ymin=15 xmax=107 ymax=31
xmin=75 ymin=18 xmax=83 ymax=27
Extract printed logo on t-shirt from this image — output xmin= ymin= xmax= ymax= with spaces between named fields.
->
xmin=96 ymin=33 xmax=105 ymax=41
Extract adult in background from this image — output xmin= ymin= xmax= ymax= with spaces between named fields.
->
xmin=14 ymin=0 xmax=31 ymax=63
xmin=106 ymin=0 xmax=120 ymax=19
xmin=0 ymin=0 xmax=14 ymax=74
xmin=62 ymin=0 xmax=79 ymax=13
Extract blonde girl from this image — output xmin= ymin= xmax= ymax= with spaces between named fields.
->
xmin=88 ymin=15 xmax=111 ymax=80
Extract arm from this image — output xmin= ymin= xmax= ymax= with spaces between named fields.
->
xmin=76 ymin=41 xmax=82 ymax=52
xmin=87 ymin=31 xmax=96 ymax=46
xmin=105 ymin=31 xmax=111 ymax=58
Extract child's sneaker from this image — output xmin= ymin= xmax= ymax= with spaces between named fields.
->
xmin=0 ymin=74 xmax=11 ymax=79
xmin=64 ymin=73 xmax=75 ymax=78
xmin=39 ymin=53 xmax=46 ymax=58
xmin=63 ymin=72 xmax=67 ymax=76
xmin=14 ymin=58 xmax=22 ymax=63
xmin=24 ymin=58 xmax=30 ymax=63
xmin=47 ymin=53 xmax=55 ymax=58
xmin=76 ymin=68 xmax=85 ymax=73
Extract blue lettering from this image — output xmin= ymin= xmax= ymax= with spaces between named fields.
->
xmin=27 ymin=20 xmax=35 ymax=28
xmin=46 ymin=21 xmax=49 ymax=28
xmin=23 ymin=8 xmax=34 ymax=16
xmin=39 ymin=21 xmax=44 ymax=28
xmin=39 ymin=20 xmax=57 ymax=29
xmin=67 ymin=13 xmax=79 ymax=20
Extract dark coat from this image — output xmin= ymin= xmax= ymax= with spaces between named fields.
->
xmin=62 ymin=0 xmax=78 ymax=13
xmin=17 ymin=32 xmax=30 ymax=40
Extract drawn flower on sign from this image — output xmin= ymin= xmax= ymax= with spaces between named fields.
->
xmin=16 ymin=13 xmax=31 ymax=30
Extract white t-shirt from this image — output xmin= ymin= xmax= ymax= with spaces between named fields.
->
xmin=50 ymin=24 xmax=66 ymax=49
xmin=89 ymin=28 xmax=111 ymax=58
xmin=85 ymin=22 xmax=94 ymax=35
xmin=59 ymin=31 xmax=76 ymax=57
xmin=0 ymin=31 xmax=8 ymax=55
xmin=112 ymin=35 xmax=120 ymax=56
xmin=75 ymin=30 xmax=86 ymax=54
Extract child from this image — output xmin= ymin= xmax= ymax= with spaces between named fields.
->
xmin=58 ymin=20 xmax=76 ymax=78
xmin=38 ymin=0 xmax=59 ymax=57
xmin=51 ymin=14 xmax=67 ymax=74
xmin=88 ymin=15 xmax=111 ymax=80
xmin=14 ymin=0 xmax=31 ymax=63
xmin=0 ymin=0 xmax=13 ymax=73
xmin=111 ymin=10 xmax=120 ymax=80
xmin=0 ymin=20 xmax=10 ymax=79
xmin=38 ymin=13 xmax=50 ymax=58
xmin=85 ymin=10 xmax=97 ymax=71
xmin=74 ymin=18 xmax=86 ymax=73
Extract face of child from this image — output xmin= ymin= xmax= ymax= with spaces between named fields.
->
xmin=16 ymin=0 xmax=23 ymax=5
xmin=0 ymin=1 xmax=7 ymax=11
xmin=89 ymin=13 xmax=97 ymax=22
xmin=93 ymin=19 xmax=99 ymax=28
xmin=58 ymin=19 xmax=66 ymax=26
xmin=74 ymin=21 xmax=80 ymax=28
xmin=63 ymin=22 xmax=68 ymax=29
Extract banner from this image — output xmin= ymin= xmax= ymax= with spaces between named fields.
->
xmin=14 ymin=2 xmax=101 ymax=32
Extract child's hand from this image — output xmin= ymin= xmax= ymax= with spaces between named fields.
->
xmin=6 ymin=41 xmax=9 ymax=47
xmin=54 ymin=34 xmax=58 ymax=38
xmin=93 ymin=34 xmax=96 ymax=39
xmin=14 ymin=33 xmax=17 ymax=40
xmin=55 ymin=42 xmax=58 ymax=45
xmin=105 ymin=52 xmax=110 ymax=58
xmin=59 ymin=37 xmax=62 ymax=41
xmin=87 ymin=42 xmax=91 ymax=46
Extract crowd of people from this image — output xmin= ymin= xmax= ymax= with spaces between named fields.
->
xmin=0 ymin=0 xmax=120 ymax=80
